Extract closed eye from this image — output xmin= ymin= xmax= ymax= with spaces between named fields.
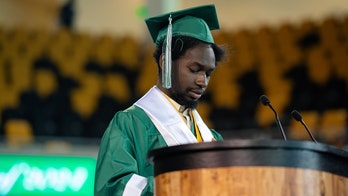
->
xmin=190 ymin=68 xmax=199 ymax=73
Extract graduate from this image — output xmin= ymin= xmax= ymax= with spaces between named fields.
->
xmin=94 ymin=4 xmax=226 ymax=195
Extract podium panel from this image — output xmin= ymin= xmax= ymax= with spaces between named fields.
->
xmin=148 ymin=140 xmax=348 ymax=196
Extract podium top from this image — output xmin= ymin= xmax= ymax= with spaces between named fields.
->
xmin=148 ymin=139 xmax=348 ymax=177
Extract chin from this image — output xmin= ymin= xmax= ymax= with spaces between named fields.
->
xmin=184 ymin=99 xmax=199 ymax=109
xmin=172 ymin=92 xmax=199 ymax=109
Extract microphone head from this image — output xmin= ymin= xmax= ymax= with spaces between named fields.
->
xmin=259 ymin=95 xmax=270 ymax=106
xmin=291 ymin=110 xmax=302 ymax=121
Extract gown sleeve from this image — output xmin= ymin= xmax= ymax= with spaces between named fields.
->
xmin=94 ymin=107 xmax=158 ymax=196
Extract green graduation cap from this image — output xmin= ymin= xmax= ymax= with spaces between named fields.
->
xmin=145 ymin=4 xmax=220 ymax=88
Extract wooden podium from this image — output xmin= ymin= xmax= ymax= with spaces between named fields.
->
xmin=148 ymin=140 xmax=348 ymax=196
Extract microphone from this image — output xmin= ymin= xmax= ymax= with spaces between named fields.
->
xmin=259 ymin=95 xmax=287 ymax=141
xmin=291 ymin=110 xmax=318 ymax=143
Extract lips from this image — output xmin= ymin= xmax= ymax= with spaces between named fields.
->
xmin=189 ymin=89 xmax=203 ymax=99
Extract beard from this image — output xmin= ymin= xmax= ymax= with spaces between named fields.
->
xmin=171 ymin=90 xmax=199 ymax=109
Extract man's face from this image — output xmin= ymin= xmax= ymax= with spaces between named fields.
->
xmin=168 ymin=43 xmax=216 ymax=109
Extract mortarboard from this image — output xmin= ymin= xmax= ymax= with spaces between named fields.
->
xmin=145 ymin=4 xmax=220 ymax=88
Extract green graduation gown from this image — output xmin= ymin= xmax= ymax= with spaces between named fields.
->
xmin=94 ymin=88 xmax=223 ymax=196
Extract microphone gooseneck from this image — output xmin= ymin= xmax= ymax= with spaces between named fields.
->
xmin=291 ymin=110 xmax=318 ymax=143
xmin=259 ymin=95 xmax=287 ymax=141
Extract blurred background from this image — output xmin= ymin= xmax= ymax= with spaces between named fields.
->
xmin=0 ymin=0 xmax=348 ymax=194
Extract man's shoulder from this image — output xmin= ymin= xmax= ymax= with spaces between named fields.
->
xmin=117 ymin=105 xmax=150 ymax=121
xmin=112 ymin=105 xmax=159 ymax=135
xmin=123 ymin=105 xmax=145 ymax=114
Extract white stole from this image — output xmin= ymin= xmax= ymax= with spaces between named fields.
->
xmin=134 ymin=86 xmax=214 ymax=146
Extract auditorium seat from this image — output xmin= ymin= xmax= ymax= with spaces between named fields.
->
xmin=210 ymin=81 xmax=240 ymax=110
xmin=255 ymin=101 xmax=275 ymax=129
xmin=7 ymin=27 xmax=28 ymax=53
xmin=79 ymin=72 xmax=103 ymax=98
xmin=103 ymin=72 xmax=131 ymax=105
xmin=306 ymin=46 xmax=332 ymax=86
xmin=343 ymin=15 xmax=348 ymax=42
xmin=114 ymin=35 xmax=141 ymax=71
xmin=74 ymin=32 xmax=93 ymax=56
xmin=208 ymin=59 xmax=240 ymax=110
xmin=91 ymin=34 xmax=115 ymax=67
xmin=4 ymin=118 xmax=34 ymax=148
xmin=0 ymin=86 xmax=20 ymax=112
xmin=0 ymin=26 xmax=4 ymax=43
xmin=231 ymin=29 xmax=257 ymax=74
xmin=5 ymin=28 xmax=32 ymax=64
xmin=258 ymin=60 xmax=283 ymax=90
xmin=34 ymin=68 xmax=58 ymax=99
xmin=9 ymin=56 xmax=33 ymax=93
xmin=135 ymin=47 xmax=157 ymax=97
xmin=318 ymin=109 xmax=347 ymax=143
xmin=51 ymin=28 xmax=73 ymax=48
xmin=71 ymin=88 xmax=98 ymax=119
xmin=57 ymin=53 xmax=85 ymax=80
xmin=275 ymin=23 xmax=297 ymax=47
xmin=254 ymin=25 xmax=276 ymax=49
xmin=319 ymin=17 xmax=341 ymax=50
xmin=26 ymin=28 xmax=51 ymax=60
xmin=274 ymin=23 xmax=303 ymax=71
xmin=197 ymin=101 xmax=213 ymax=128
xmin=297 ymin=19 xmax=318 ymax=39
xmin=330 ymin=44 xmax=348 ymax=80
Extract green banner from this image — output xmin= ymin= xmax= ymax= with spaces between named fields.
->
xmin=0 ymin=154 xmax=96 ymax=195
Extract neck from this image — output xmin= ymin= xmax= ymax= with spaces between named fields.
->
xmin=156 ymin=83 xmax=169 ymax=96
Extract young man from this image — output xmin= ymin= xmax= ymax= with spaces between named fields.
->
xmin=94 ymin=4 xmax=226 ymax=195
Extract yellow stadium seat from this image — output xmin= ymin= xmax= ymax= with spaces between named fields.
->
xmin=319 ymin=17 xmax=341 ymax=49
xmin=114 ymin=35 xmax=141 ymax=71
xmin=230 ymin=29 xmax=257 ymax=74
xmin=330 ymin=45 xmax=348 ymax=80
xmin=34 ymin=69 xmax=58 ymax=98
xmin=135 ymin=47 xmax=157 ymax=97
xmin=197 ymin=101 xmax=213 ymax=128
xmin=343 ymin=15 xmax=348 ymax=42
xmin=255 ymin=101 xmax=276 ymax=129
xmin=274 ymin=23 xmax=303 ymax=71
xmin=51 ymin=28 xmax=73 ymax=48
xmin=71 ymin=88 xmax=98 ymax=119
xmin=5 ymin=118 xmax=34 ymax=149
xmin=306 ymin=46 xmax=332 ymax=85
xmin=0 ymin=86 xmax=20 ymax=110
xmin=298 ymin=19 xmax=317 ymax=38
xmin=57 ymin=54 xmax=85 ymax=79
xmin=103 ymin=72 xmax=131 ymax=104
xmin=78 ymin=72 xmax=103 ymax=98
xmin=9 ymin=56 xmax=33 ymax=93
xmin=318 ymin=109 xmax=347 ymax=144
xmin=275 ymin=23 xmax=297 ymax=46
xmin=27 ymin=28 xmax=51 ymax=59
xmin=210 ymin=82 xmax=240 ymax=110
xmin=91 ymin=34 xmax=115 ymax=67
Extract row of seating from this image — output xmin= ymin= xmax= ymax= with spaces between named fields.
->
xmin=0 ymin=14 xmax=347 ymax=148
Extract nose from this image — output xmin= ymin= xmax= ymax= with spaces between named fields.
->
xmin=196 ymin=72 xmax=208 ymax=88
